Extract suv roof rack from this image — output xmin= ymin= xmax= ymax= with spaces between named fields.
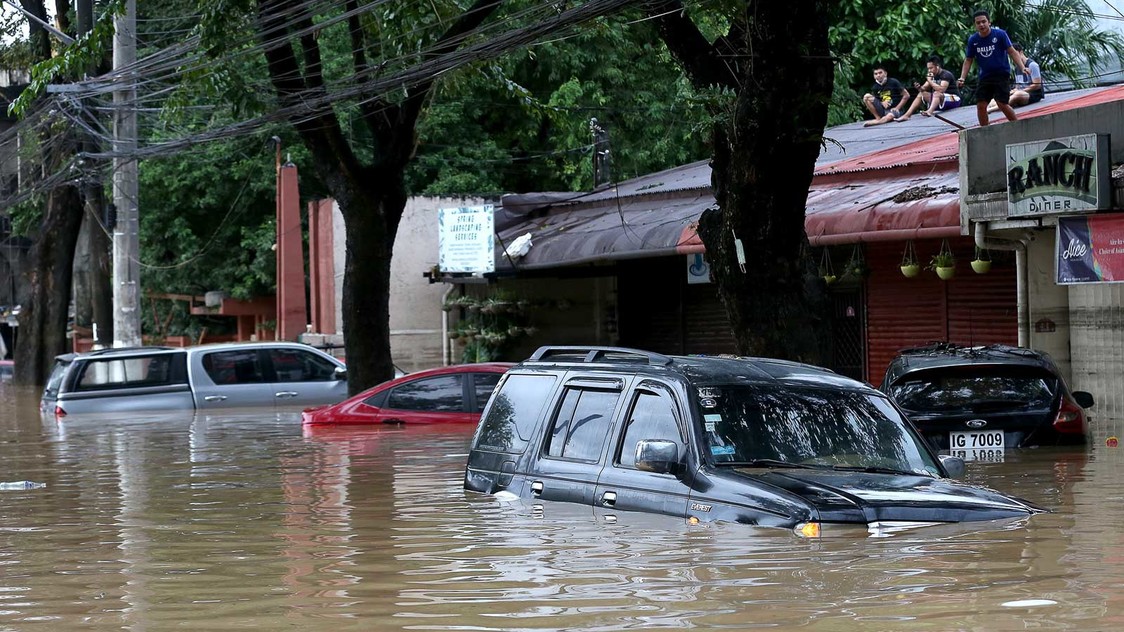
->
xmin=86 ymin=346 xmax=175 ymax=356
xmin=527 ymin=346 xmax=673 ymax=366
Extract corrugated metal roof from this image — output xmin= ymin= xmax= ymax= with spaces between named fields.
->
xmin=488 ymin=85 xmax=1124 ymax=269
xmin=495 ymin=193 xmax=712 ymax=271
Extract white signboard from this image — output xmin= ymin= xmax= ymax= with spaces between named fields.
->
xmin=1006 ymin=134 xmax=1110 ymax=217
xmin=438 ymin=205 xmax=495 ymax=273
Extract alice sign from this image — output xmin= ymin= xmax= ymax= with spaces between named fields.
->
xmin=1006 ymin=134 xmax=1110 ymax=217
xmin=437 ymin=205 xmax=495 ymax=274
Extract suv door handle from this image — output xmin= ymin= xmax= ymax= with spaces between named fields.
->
xmin=600 ymin=491 xmax=617 ymax=507
xmin=531 ymin=481 xmax=543 ymax=496
xmin=203 ymin=395 xmax=227 ymax=402
xmin=275 ymin=391 xmax=298 ymax=398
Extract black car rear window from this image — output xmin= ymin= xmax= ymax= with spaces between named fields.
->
xmin=472 ymin=374 xmax=557 ymax=455
xmin=887 ymin=367 xmax=1057 ymax=412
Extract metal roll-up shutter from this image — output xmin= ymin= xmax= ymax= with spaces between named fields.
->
xmin=865 ymin=241 xmax=949 ymax=385
xmin=684 ymin=283 xmax=737 ymax=355
xmin=946 ymin=247 xmax=1017 ymax=346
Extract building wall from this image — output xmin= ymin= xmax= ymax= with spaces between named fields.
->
xmin=318 ymin=196 xmax=488 ymax=372
xmin=1069 ymin=284 xmax=1124 ymax=422
xmin=1025 ymin=229 xmax=1073 ymax=382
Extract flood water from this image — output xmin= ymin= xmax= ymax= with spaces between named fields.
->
xmin=4 ymin=386 xmax=1124 ymax=631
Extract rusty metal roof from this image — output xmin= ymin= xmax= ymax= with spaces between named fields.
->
xmin=487 ymin=85 xmax=1124 ymax=270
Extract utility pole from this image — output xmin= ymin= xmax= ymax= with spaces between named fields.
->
xmin=112 ymin=0 xmax=140 ymax=347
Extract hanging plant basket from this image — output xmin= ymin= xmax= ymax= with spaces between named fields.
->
xmin=819 ymin=248 xmax=837 ymax=285
xmin=844 ymin=244 xmax=870 ymax=279
xmin=971 ymin=245 xmax=992 ymax=274
xmin=928 ymin=239 xmax=956 ymax=281
xmin=900 ymin=240 xmax=920 ymax=278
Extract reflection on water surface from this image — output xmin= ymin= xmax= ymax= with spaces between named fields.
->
xmin=0 ymin=385 xmax=1122 ymax=630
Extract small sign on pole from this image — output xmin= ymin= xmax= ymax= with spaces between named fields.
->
xmin=438 ymin=205 xmax=495 ymax=274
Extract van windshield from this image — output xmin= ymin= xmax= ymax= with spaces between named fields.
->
xmin=701 ymin=386 xmax=940 ymax=476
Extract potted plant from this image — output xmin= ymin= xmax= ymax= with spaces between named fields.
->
xmin=844 ymin=244 xmax=869 ymax=280
xmin=900 ymin=240 xmax=920 ymax=278
xmin=971 ymin=246 xmax=992 ymax=274
xmin=929 ymin=240 xmax=956 ymax=280
xmin=819 ymin=248 xmax=837 ymax=285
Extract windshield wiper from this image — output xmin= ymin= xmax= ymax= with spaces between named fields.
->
xmin=721 ymin=459 xmax=834 ymax=470
xmin=829 ymin=465 xmax=920 ymax=475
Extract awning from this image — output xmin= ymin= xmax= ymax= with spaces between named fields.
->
xmin=494 ymin=193 xmax=713 ymax=271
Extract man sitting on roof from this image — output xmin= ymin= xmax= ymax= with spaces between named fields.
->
xmin=988 ymin=43 xmax=1044 ymax=112
xmin=862 ymin=64 xmax=911 ymax=127
xmin=897 ymin=55 xmax=962 ymax=122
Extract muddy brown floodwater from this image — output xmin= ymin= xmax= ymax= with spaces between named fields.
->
xmin=3 ymin=385 xmax=1124 ymax=630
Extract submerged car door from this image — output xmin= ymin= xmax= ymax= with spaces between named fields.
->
xmin=527 ymin=375 xmax=627 ymax=509
xmin=264 ymin=347 xmax=348 ymax=408
xmin=593 ymin=380 xmax=693 ymax=520
xmin=193 ymin=348 xmax=276 ymax=409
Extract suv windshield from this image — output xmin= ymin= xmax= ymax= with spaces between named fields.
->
xmin=887 ymin=367 xmax=1057 ymax=413
xmin=701 ymin=386 xmax=940 ymax=476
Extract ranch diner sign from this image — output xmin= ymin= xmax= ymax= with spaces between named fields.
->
xmin=1006 ymin=134 xmax=1110 ymax=217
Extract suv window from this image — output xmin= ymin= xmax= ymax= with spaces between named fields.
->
xmin=545 ymin=387 xmax=620 ymax=462
xmin=471 ymin=373 xmax=503 ymax=413
xmin=617 ymin=386 xmax=683 ymax=469
xmin=268 ymin=348 xmax=338 ymax=382
xmin=202 ymin=350 xmax=265 ymax=385
xmin=474 ymin=374 xmax=557 ymax=454
xmin=387 ymin=375 xmax=463 ymax=412
xmin=74 ymin=354 xmax=183 ymax=391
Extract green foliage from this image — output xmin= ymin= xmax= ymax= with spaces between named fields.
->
xmin=408 ymin=14 xmax=711 ymax=195
xmin=446 ymin=291 xmax=534 ymax=363
xmin=1004 ymin=0 xmax=1124 ymax=86
xmin=10 ymin=0 xmax=123 ymax=117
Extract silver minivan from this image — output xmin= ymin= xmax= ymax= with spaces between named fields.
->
xmin=42 ymin=342 xmax=349 ymax=418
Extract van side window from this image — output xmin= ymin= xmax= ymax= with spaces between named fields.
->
xmin=203 ymin=350 xmax=265 ymax=385
xmin=617 ymin=388 xmax=683 ymax=469
xmin=474 ymin=374 xmax=557 ymax=454
xmin=545 ymin=388 xmax=619 ymax=462
xmin=74 ymin=355 xmax=182 ymax=391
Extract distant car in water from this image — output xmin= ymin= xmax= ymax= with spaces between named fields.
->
xmin=880 ymin=343 xmax=1094 ymax=461
xmin=301 ymin=363 xmax=513 ymax=426
xmin=0 ymin=359 xmax=12 ymax=382
xmin=42 ymin=342 xmax=349 ymax=418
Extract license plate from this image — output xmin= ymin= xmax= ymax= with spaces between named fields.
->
xmin=950 ymin=430 xmax=1005 ymax=462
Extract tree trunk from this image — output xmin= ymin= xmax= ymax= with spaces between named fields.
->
xmin=14 ymin=185 xmax=84 ymax=385
xmin=654 ymin=1 xmax=834 ymax=363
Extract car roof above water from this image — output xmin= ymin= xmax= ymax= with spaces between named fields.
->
xmin=515 ymin=346 xmax=877 ymax=392
xmin=882 ymin=343 xmax=1059 ymax=387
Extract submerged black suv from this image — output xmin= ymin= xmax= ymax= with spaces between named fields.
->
xmin=464 ymin=346 xmax=1042 ymax=536
xmin=880 ymin=343 xmax=1094 ymax=457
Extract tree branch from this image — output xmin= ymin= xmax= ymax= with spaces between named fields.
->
xmin=645 ymin=0 xmax=735 ymax=89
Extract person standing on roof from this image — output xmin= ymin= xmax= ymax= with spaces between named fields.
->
xmin=957 ymin=9 xmax=1027 ymax=126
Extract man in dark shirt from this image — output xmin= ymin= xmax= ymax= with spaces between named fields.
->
xmin=862 ymin=64 xmax=910 ymax=127
xmin=897 ymin=55 xmax=961 ymax=121
xmin=957 ymin=9 xmax=1026 ymax=126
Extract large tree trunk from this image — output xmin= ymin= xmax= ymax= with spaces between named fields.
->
xmin=654 ymin=1 xmax=834 ymax=362
xmin=14 ymin=185 xmax=84 ymax=385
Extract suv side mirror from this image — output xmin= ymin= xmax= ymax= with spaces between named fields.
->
xmin=636 ymin=440 xmax=679 ymax=474
xmin=333 ymin=366 xmax=347 ymax=381
xmin=1073 ymin=391 xmax=1095 ymax=409
xmin=939 ymin=454 xmax=965 ymax=479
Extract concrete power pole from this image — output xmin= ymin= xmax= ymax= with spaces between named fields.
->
xmin=112 ymin=0 xmax=140 ymax=347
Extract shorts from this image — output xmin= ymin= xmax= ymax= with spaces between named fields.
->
xmin=935 ymin=93 xmax=962 ymax=110
xmin=976 ymin=75 xmax=1011 ymax=104
xmin=872 ymin=100 xmax=903 ymax=119
xmin=1027 ymin=89 xmax=1044 ymax=104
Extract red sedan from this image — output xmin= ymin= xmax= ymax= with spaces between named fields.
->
xmin=301 ymin=363 xmax=514 ymax=425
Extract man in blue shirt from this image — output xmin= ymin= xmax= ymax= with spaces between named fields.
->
xmin=957 ymin=9 xmax=1027 ymax=126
